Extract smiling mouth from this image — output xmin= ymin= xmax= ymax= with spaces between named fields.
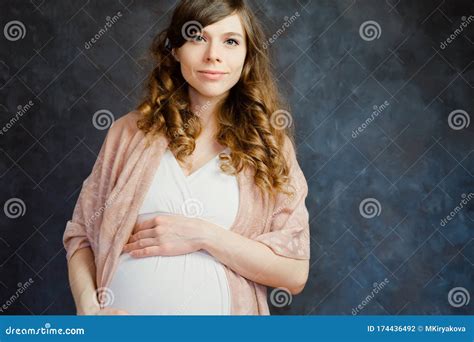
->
xmin=197 ymin=70 xmax=228 ymax=80
xmin=198 ymin=70 xmax=227 ymax=75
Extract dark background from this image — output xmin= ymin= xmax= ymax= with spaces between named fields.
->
xmin=0 ymin=0 xmax=472 ymax=315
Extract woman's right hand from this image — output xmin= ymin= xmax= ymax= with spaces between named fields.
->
xmin=76 ymin=286 xmax=130 ymax=315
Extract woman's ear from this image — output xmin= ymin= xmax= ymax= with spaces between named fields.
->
xmin=171 ymin=48 xmax=180 ymax=62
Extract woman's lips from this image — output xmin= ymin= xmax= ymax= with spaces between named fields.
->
xmin=197 ymin=71 xmax=228 ymax=81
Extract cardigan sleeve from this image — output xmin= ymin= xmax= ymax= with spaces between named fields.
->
xmin=62 ymin=116 xmax=130 ymax=263
xmin=253 ymin=137 xmax=311 ymax=260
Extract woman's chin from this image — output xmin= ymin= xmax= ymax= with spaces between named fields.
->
xmin=191 ymin=86 xmax=230 ymax=99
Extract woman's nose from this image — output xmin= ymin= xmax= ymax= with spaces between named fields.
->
xmin=204 ymin=43 xmax=222 ymax=63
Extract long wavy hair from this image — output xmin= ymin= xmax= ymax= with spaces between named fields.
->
xmin=136 ymin=0 xmax=296 ymax=200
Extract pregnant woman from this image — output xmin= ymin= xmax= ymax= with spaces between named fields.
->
xmin=63 ymin=0 xmax=311 ymax=315
xmin=108 ymin=145 xmax=238 ymax=315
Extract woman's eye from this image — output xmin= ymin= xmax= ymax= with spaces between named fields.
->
xmin=193 ymin=35 xmax=206 ymax=43
xmin=225 ymin=38 xmax=239 ymax=46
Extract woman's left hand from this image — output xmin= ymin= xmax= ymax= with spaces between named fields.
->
xmin=122 ymin=214 xmax=214 ymax=258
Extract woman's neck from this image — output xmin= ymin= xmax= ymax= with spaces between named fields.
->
xmin=188 ymin=87 xmax=228 ymax=139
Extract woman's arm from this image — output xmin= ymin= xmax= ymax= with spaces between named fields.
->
xmin=67 ymin=247 xmax=100 ymax=315
xmin=67 ymin=247 xmax=130 ymax=315
xmin=202 ymin=224 xmax=309 ymax=295
xmin=124 ymin=217 xmax=309 ymax=294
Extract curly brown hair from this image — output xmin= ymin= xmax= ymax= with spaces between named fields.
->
xmin=136 ymin=0 xmax=296 ymax=200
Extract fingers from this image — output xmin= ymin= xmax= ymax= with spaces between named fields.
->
xmin=128 ymin=246 xmax=163 ymax=258
xmin=123 ymin=238 xmax=157 ymax=252
xmin=134 ymin=215 xmax=167 ymax=233
xmin=128 ymin=226 xmax=166 ymax=244
xmin=128 ymin=227 xmax=159 ymax=243
xmin=134 ymin=217 xmax=156 ymax=233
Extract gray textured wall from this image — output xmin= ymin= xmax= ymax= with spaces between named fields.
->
xmin=0 ymin=0 xmax=472 ymax=315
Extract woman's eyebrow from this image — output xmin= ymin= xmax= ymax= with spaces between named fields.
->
xmin=202 ymin=30 xmax=244 ymax=38
xmin=222 ymin=32 xmax=244 ymax=38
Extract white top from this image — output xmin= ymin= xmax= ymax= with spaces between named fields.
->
xmin=107 ymin=147 xmax=239 ymax=315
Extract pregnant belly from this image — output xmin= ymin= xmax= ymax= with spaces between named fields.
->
xmin=106 ymin=250 xmax=231 ymax=315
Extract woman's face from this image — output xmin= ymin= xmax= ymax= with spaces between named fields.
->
xmin=175 ymin=14 xmax=247 ymax=99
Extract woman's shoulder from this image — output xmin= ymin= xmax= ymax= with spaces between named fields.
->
xmin=107 ymin=109 xmax=142 ymax=141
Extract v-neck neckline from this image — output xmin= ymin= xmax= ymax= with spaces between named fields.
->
xmin=168 ymin=147 xmax=230 ymax=180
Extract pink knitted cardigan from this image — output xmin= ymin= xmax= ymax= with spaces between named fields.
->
xmin=63 ymin=110 xmax=310 ymax=315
